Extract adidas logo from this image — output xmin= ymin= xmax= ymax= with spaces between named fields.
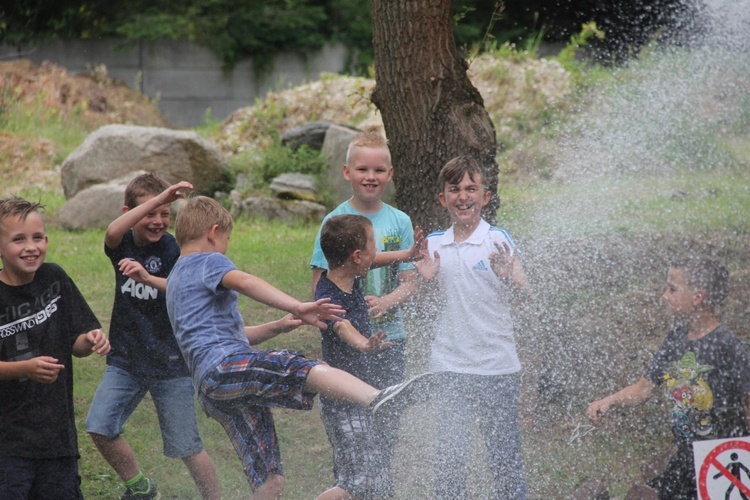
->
xmin=472 ymin=260 xmax=489 ymax=272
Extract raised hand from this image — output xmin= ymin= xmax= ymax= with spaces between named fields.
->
xmin=489 ymin=241 xmax=514 ymax=281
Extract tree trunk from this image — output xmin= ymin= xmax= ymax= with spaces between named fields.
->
xmin=370 ymin=0 xmax=497 ymax=232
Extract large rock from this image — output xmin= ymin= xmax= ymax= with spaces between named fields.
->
xmin=61 ymin=124 xmax=230 ymax=198
xmin=58 ymin=170 xmax=148 ymax=230
xmin=269 ymin=173 xmax=320 ymax=202
xmin=230 ymin=190 xmax=326 ymax=224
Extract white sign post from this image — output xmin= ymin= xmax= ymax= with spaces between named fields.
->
xmin=693 ymin=436 xmax=750 ymax=499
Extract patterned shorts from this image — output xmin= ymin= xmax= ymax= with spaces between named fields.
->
xmin=320 ymin=399 xmax=389 ymax=498
xmin=198 ymin=349 xmax=320 ymax=489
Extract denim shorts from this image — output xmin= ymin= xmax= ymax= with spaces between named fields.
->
xmin=0 ymin=456 xmax=83 ymax=500
xmin=85 ymin=365 xmax=204 ymax=458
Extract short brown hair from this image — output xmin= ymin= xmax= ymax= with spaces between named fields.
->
xmin=438 ymin=155 xmax=485 ymax=189
xmin=0 ymin=197 xmax=45 ymax=235
xmin=124 ymin=173 xmax=169 ymax=209
xmin=346 ymin=131 xmax=391 ymax=166
xmin=320 ymin=214 xmax=372 ymax=269
xmin=174 ymin=196 xmax=233 ymax=247
xmin=672 ymin=256 xmax=730 ymax=311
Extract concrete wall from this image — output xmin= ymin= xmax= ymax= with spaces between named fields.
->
xmin=1 ymin=39 xmax=349 ymax=127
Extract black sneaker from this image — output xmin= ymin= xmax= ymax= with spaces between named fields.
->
xmin=121 ymin=478 xmax=161 ymax=500
xmin=370 ymin=372 xmax=437 ymax=416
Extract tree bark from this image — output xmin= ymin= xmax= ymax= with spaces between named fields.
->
xmin=370 ymin=0 xmax=497 ymax=232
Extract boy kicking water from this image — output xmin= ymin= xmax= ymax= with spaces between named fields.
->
xmin=166 ymin=196 xmax=435 ymax=499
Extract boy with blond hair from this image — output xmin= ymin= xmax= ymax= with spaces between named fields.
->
xmin=86 ymin=174 xmax=219 ymax=500
xmin=310 ymin=132 xmax=418 ymax=490
xmin=0 ymin=197 xmax=110 ymax=498
xmin=166 ymin=196 xmax=434 ymax=499
xmin=416 ymin=156 xmax=530 ymax=499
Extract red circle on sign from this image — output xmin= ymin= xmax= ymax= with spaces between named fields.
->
xmin=698 ymin=439 xmax=750 ymax=499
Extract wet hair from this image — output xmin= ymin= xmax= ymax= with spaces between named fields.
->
xmin=346 ymin=131 xmax=391 ymax=167
xmin=174 ymin=196 xmax=233 ymax=247
xmin=438 ymin=155 xmax=485 ymax=190
xmin=124 ymin=173 xmax=169 ymax=209
xmin=0 ymin=197 xmax=45 ymax=235
xmin=320 ymin=214 xmax=372 ymax=269
xmin=672 ymin=255 xmax=730 ymax=311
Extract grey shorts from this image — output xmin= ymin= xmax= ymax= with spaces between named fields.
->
xmin=320 ymin=400 xmax=389 ymax=498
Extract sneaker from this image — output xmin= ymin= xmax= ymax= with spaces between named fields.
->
xmin=370 ymin=372 xmax=438 ymax=416
xmin=121 ymin=478 xmax=161 ymax=500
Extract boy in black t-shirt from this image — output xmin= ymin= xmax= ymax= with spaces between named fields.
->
xmin=86 ymin=174 xmax=219 ymax=500
xmin=587 ymin=256 xmax=750 ymax=499
xmin=0 ymin=197 xmax=110 ymax=498
xmin=316 ymin=214 xmax=404 ymax=499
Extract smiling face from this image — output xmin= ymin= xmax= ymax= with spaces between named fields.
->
xmin=130 ymin=195 xmax=171 ymax=246
xmin=0 ymin=211 xmax=48 ymax=285
xmin=343 ymin=146 xmax=393 ymax=211
xmin=439 ymin=171 xmax=491 ymax=234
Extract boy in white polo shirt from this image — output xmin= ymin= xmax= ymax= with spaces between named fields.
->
xmin=416 ymin=155 xmax=531 ymax=499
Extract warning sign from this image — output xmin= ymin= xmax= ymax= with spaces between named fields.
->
xmin=693 ymin=436 xmax=750 ymax=499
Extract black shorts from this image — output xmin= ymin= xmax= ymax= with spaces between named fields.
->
xmin=0 ymin=455 xmax=83 ymax=500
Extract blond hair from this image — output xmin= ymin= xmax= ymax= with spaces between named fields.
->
xmin=174 ymin=196 xmax=233 ymax=247
xmin=346 ymin=131 xmax=391 ymax=166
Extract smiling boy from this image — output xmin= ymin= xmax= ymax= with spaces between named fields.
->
xmin=416 ymin=156 xmax=531 ymax=499
xmin=0 ymin=197 xmax=110 ymax=498
xmin=86 ymin=174 xmax=219 ymax=500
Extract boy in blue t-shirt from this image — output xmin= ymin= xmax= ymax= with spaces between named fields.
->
xmin=166 ymin=196 xmax=434 ymax=498
xmin=86 ymin=174 xmax=219 ymax=500
xmin=316 ymin=214 xmax=394 ymax=499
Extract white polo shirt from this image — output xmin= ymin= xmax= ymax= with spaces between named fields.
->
xmin=426 ymin=219 xmax=522 ymax=376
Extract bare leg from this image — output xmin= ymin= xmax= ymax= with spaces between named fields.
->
xmin=89 ymin=433 xmax=141 ymax=482
xmin=252 ymin=473 xmax=284 ymax=500
xmin=316 ymin=486 xmax=354 ymax=500
xmin=304 ymin=364 xmax=379 ymax=407
xmin=182 ymin=450 xmax=221 ymax=500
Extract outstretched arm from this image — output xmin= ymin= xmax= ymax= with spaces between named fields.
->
xmin=586 ymin=377 xmax=655 ymax=425
xmin=366 ymin=269 xmax=418 ymax=318
xmin=371 ymin=226 xmax=425 ymax=269
xmin=332 ymin=320 xmax=392 ymax=353
xmin=222 ymin=269 xmax=344 ymax=328
xmin=105 ymin=181 xmax=193 ymax=249
xmin=245 ymin=314 xmax=303 ymax=346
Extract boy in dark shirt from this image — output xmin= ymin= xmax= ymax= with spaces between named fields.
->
xmin=587 ymin=256 xmax=750 ymax=499
xmin=316 ymin=214 xmax=394 ymax=499
xmin=0 ymin=197 xmax=110 ymax=498
xmin=86 ymin=174 xmax=218 ymax=499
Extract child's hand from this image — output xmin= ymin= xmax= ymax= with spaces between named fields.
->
xmin=365 ymin=295 xmax=390 ymax=318
xmin=118 ymin=258 xmax=151 ymax=284
xmin=160 ymin=181 xmax=194 ymax=204
xmin=415 ymin=250 xmax=440 ymax=281
xmin=274 ymin=314 xmax=303 ymax=334
xmin=489 ymin=241 xmax=514 ymax=281
xmin=405 ymin=226 xmax=425 ymax=262
xmin=296 ymin=298 xmax=345 ymax=329
xmin=585 ymin=398 xmax=611 ymax=425
xmin=85 ymin=329 xmax=111 ymax=356
xmin=363 ymin=331 xmax=393 ymax=353
xmin=25 ymin=356 xmax=65 ymax=383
